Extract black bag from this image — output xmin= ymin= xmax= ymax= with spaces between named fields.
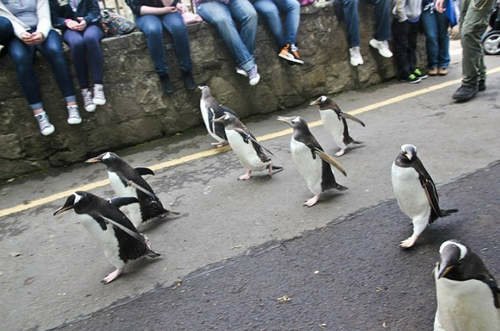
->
xmin=100 ymin=9 xmax=136 ymax=37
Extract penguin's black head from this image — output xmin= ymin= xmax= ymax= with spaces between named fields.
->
xmin=54 ymin=191 xmax=94 ymax=216
xmin=86 ymin=152 xmax=121 ymax=169
xmin=198 ymin=85 xmax=211 ymax=96
xmin=400 ymin=144 xmax=417 ymax=161
xmin=213 ymin=112 xmax=237 ymax=126
xmin=436 ymin=240 xmax=468 ymax=279
xmin=277 ymin=115 xmax=308 ymax=130
xmin=310 ymin=95 xmax=329 ymax=106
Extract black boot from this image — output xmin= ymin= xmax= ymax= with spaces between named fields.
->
xmin=452 ymin=84 xmax=478 ymax=103
xmin=159 ymin=74 xmax=174 ymax=96
xmin=478 ymin=79 xmax=486 ymax=92
xmin=182 ymin=71 xmax=196 ymax=91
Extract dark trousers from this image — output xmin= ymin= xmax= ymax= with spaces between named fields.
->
xmin=63 ymin=24 xmax=104 ymax=89
xmin=8 ymin=29 xmax=76 ymax=109
xmin=0 ymin=17 xmax=14 ymax=45
xmin=392 ymin=20 xmax=419 ymax=79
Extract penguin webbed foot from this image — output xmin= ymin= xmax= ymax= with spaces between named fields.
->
xmin=238 ymin=170 xmax=252 ymax=181
xmin=304 ymin=194 xmax=320 ymax=207
xmin=211 ymin=141 xmax=228 ymax=148
xmin=400 ymin=236 xmax=417 ymax=249
xmin=335 ymin=149 xmax=346 ymax=157
xmin=101 ymin=268 xmax=123 ymax=284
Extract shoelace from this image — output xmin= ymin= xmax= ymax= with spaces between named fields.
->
xmin=67 ymin=105 xmax=80 ymax=119
xmin=94 ymin=86 xmax=105 ymax=100
xmin=36 ymin=113 xmax=51 ymax=129
xmin=82 ymin=90 xmax=93 ymax=105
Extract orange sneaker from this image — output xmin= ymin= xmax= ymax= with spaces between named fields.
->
xmin=278 ymin=44 xmax=304 ymax=65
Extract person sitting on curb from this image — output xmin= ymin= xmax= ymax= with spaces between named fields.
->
xmin=0 ymin=15 xmax=14 ymax=48
xmin=340 ymin=0 xmax=393 ymax=66
xmin=195 ymin=0 xmax=261 ymax=85
xmin=125 ymin=0 xmax=196 ymax=95
xmin=392 ymin=0 xmax=427 ymax=83
xmin=251 ymin=0 xmax=304 ymax=65
xmin=0 ymin=0 xmax=82 ymax=136
xmin=50 ymin=0 xmax=107 ymax=112
xmin=435 ymin=0 xmax=494 ymax=102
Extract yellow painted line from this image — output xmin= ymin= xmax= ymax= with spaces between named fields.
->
xmin=2 ymin=66 xmax=500 ymax=218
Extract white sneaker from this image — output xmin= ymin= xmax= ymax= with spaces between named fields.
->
xmin=93 ymin=84 xmax=106 ymax=105
xmin=247 ymin=65 xmax=260 ymax=86
xmin=349 ymin=46 xmax=364 ymax=66
xmin=81 ymin=88 xmax=96 ymax=112
xmin=34 ymin=111 xmax=55 ymax=136
xmin=235 ymin=67 xmax=248 ymax=77
xmin=67 ymin=104 xmax=82 ymax=125
xmin=369 ymin=39 xmax=393 ymax=58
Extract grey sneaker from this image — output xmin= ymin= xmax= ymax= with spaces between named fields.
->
xmin=81 ymin=88 xmax=96 ymax=112
xmin=93 ymin=84 xmax=106 ymax=105
xmin=34 ymin=112 xmax=55 ymax=136
xmin=67 ymin=104 xmax=82 ymax=125
xmin=247 ymin=65 xmax=260 ymax=86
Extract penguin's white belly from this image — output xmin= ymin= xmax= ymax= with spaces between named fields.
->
xmin=291 ymin=139 xmax=322 ymax=195
xmin=200 ymin=100 xmax=224 ymax=143
xmin=107 ymin=171 xmax=141 ymax=228
xmin=78 ymin=214 xmax=124 ymax=269
xmin=391 ymin=164 xmax=430 ymax=219
xmin=435 ymin=275 xmax=500 ymax=331
xmin=226 ymin=129 xmax=268 ymax=170
xmin=320 ymin=110 xmax=345 ymax=149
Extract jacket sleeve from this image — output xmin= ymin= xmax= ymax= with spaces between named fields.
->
xmin=0 ymin=1 xmax=29 ymax=38
xmin=125 ymin=0 xmax=143 ymax=16
xmin=49 ymin=0 xmax=67 ymax=30
xmin=83 ymin=0 xmax=101 ymax=24
xmin=392 ymin=0 xmax=408 ymax=22
xmin=36 ymin=0 xmax=53 ymax=38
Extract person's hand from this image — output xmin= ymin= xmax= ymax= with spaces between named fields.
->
xmin=163 ymin=6 xmax=177 ymax=14
xmin=74 ymin=19 xmax=87 ymax=31
xmin=20 ymin=31 xmax=33 ymax=44
xmin=29 ymin=32 xmax=45 ymax=45
xmin=435 ymin=0 xmax=446 ymax=13
xmin=65 ymin=19 xmax=80 ymax=30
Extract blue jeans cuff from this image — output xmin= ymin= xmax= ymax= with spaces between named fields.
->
xmin=240 ymin=58 xmax=256 ymax=72
xmin=30 ymin=102 xmax=43 ymax=110
xmin=64 ymin=95 xmax=77 ymax=103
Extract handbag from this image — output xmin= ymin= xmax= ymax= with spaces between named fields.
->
xmin=100 ymin=9 xmax=136 ymax=37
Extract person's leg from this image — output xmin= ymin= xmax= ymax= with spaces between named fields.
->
xmin=161 ymin=12 xmax=196 ymax=90
xmin=82 ymin=25 xmax=106 ymax=105
xmin=420 ymin=10 xmax=439 ymax=71
xmin=436 ymin=12 xmax=450 ymax=69
xmin=82 ymin=25 xmax=104 ymax=84
xmin=197 ymin=1 xmax=257 ymax=73
xmin=228 ymin=0 xmax=258 ymax=63
xmin=392 ymin=20 xmax=411 ymax=79
xmin=273 ymin=0 xmax=300 ymax=46
xmin=369 ymin=0 xmax=391 ymax=42
xmin=408 ymin=22 xmax=419 ymax=72
xmin=253 ymin=0 xmax=283 ymax=46
xmin=342 ymin=0 xmax=360 ymax=47
xmin=161 ymin=12 xmax=193 ymax=73
xmin=135 ymin=15 xmax=168 ymax=76
xmin=38 ymin=30 xmax=81 ymax=124
xmin=0 ymin=17 xmax=14 ymax=45
xmin=63 ymin=29 xmax=89 ymax=89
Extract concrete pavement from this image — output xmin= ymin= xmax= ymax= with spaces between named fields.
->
xmin=1 ymin=43 xmax=500 ymax=330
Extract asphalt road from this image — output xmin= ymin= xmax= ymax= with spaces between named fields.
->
xmin=52 ymin=161 xmax=500 ymax=331
xmin=1 ymin=42 xmax=499 ymax=330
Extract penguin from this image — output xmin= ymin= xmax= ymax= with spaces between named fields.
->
xmin=310 ymin=95 xmax=365 ymax=156
xmin=198 ymin=85 xmax=239 ymax=148
xmin=434 ymin=240 xmax=500 ymax=331
xmin=86 ymin=152 xmax=177 ymax=229
xmin=53 ymin=191 xmax=161 ymax=284
xmin=213 ymin=112 xmax=283 ymax=180
xmin=391 ymin=144 xmax=458 ymax=248
xmin=277 ymin=116 xmax=347 ymax=207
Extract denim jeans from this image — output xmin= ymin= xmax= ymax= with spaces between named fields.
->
xmin=421 ymin=9 xmax=450 ymax=69
xmin=63 ymin=25 xmax=104 ymax=88
xmin=8 ymin=29 xmax=76 ymax=110
xmin=252 ymin=0 xmax=300 ymax=47
xmin=0 ymin=16 xmax=14 ymax=45
xmin=197 ymin=0 xmax=257 ymax=72
xmin=342 ymin=0 xmax=391 ymax=47
xmin=136 ymin=12 xmax=193 ymax=76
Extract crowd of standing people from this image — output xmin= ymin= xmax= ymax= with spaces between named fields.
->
xmin=0 ymin=0 xmax=495 ymax=136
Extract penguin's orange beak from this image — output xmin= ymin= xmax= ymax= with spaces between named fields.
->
xmin=309 ymin=98 xmax=320 ymax=106
xmin=85 ymin=155 xmax=103 ymax=163
xmin=276 ymin=116 xmax=294 ymax=126
xmin=53 ymin=204 xmax=74 ymax=216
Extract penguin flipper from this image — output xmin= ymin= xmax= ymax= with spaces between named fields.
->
xmin=135 ymin=167 xmax=155 ymax=177
xmin=217 ymin=104 xmax=238 ymax=117
xmin=340 ymin=112 xmax=366 ymax=127
xmin=109 ymin=197 xmax=139 ymax=208
xmin=101 ymin=215 xmax=146 ymax=244
xmin=314 ymin=149 xmax=347 ymax=176
xmin=234 ymin=128 xmax=274 ymax=157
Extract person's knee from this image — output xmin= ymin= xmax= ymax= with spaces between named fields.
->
xmin=10 ymin=48 xmax=32 ymax=67
xmin=141 ymin=20 xmax=163 ymax=37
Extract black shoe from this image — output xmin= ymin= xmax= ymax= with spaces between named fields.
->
xmin=452 ymin=84 xmax=478 ymax=102
xmin=478 ymin=79 xmax=486 ymax=92
xmin=182 ymin=71 xmax=196 ymax=91
xmin=160 ymin=74 xmax=174 ymax=95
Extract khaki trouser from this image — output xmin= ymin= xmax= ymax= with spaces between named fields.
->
xmin=460 ymin=0 xmax=496 ymax=86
